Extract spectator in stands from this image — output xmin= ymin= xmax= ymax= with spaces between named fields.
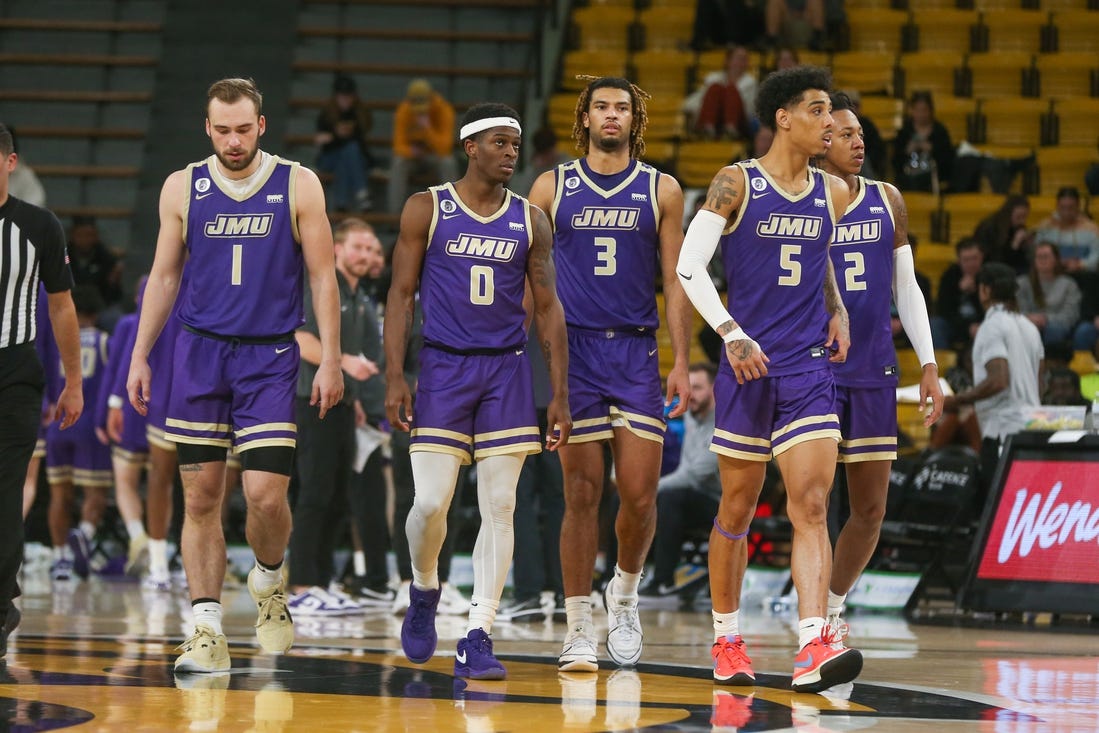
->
xmin=893 ymin=91 xmax=954 ymax=194
xmin=1043 ymin=366 xmax=1088 ymax=408
xmin=751 ymin=124 xmax=774 ymax=157
xmin=641 ymin=362 xmax=719 ymax=600
xmin=1016 ymin=242 xmax=1082 ymax=347
xmin=840 ymin=90 xmax=885 ymax=182
xmin=932 ymin=237 xmax=984 ymax=350
xmin=67 ymin=216 xmax=123 ymax=309
xmin=509 ymin=126 xmax=570 ymax=197
xmin=689 ymin=0 xmax=766 ymax=51
xmin=765 ymin=0 xmax=827 ymax=51
xmin=386 ymin=78 xmax=457 ymax=214
xmin=3 ymin=125 xmax=45 ymax=207
xmin=685 ymin=45 xmax=758 ymax=140
xmin=315 ymin=74 xmax=374 ymax=213
xmin=1085 ymin=136 xmax=1099 ymax=196
xmin=1033 ymin=187 xmax=1099 ymax=275
xmin=973 ymin=194 xmax=1033 ymax=275
xmin=767 ymin=46 xmax=800 ymax=74
xmin=944 ymin=263 xmax=1043 ymax=497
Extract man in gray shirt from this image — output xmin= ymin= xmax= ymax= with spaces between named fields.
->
xmin=642 ymin=362 xmax=720 ymax=598
xmin=945 ymin=262 xmax=1044 ymax=497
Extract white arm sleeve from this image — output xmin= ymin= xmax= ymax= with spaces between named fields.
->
xmin=892 ymin=244 xmax=936 ymax=368
xmin=677 ymin=209 xmax=738 ymax=334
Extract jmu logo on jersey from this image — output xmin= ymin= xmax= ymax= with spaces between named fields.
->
xmin=445 ymin=234 xmax=518 ymax=262
xmin=204 ymin=214 xmax=274 ymax=238
xmin=571 ymin=207 xmax=640 ymax=230
xmin=756 ymin=214 xmax=823 ymax=239
xmin=833 ymin=219 xmax=881 ymax=245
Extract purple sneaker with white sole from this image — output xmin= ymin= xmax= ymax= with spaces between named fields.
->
xmin=401 ymin=585 xmax=441 ymax=663
xmin=454 ymin=628 xmax=506 ymax=680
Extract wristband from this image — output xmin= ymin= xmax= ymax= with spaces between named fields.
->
xmin=722 ymin=326 xmax=750 ymax=343
xmin=108 ymin=395 xmax=124 ymax=409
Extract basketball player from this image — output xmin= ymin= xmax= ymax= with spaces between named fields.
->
xmin=676 ymin=66 xmax=862 ymax=693
xmin=527 ymin=76 xmax=692 ymax=672
xmin=816 ymin=92 xmax=943 ymax=628
xmin=98 ymin=276 xmax=152 ymax=576
xmin=128 ymin=78 xmax=343 ymax=673
xmin=385 ymin=103 xmax=571 ymax=680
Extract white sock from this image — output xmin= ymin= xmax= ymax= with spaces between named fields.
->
xmin=798 ymin=616 xmax=826 ymax=649
xmin=52 ymin=545 xmax=65 ymax=561
xmin=613 ymin=565 xmax=642 ymax=598
xmin=148 ymin=539 xmax=168 ymax=575
xmin=468 ymin=595 xmax=500 ymax=634
xmin=252 ymin=559 xmax=284 ymax=593
xmin=471 ymin=453 xmax=523 ymax=616
xmin=565 ymin=596 xmax=593 ymax=631
xmin=192 ymin=601 xmax=224 ymax=636
xmin=79 ymin=520 xmax=96 ymax=540
xmin=407 ymin=452 xmax=461 ymax=592
xmin=827 ymin=591 xmax=847 ymax=619
xmin=713 ymin=609 xmax=740 ymax=641
xmin=126 ymin=520 xmax=147 ymax=542
xmin=353 ymin=550 xmax=366 ymax=577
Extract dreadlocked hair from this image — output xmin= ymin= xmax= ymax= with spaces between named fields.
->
xmin=572 ymin=75 xmax=650 ymax=160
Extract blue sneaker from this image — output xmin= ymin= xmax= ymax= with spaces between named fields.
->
xmin=401 ymin=585 xmax=441 ymax=663
xmin=67 ymin=529 xmax=91 ymax=579
xmin=454 ymin=628 xmax=506 ymax=680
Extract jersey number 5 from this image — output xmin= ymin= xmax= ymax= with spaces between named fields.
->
xmin=778 ymin=244 xmax=801 ymax=286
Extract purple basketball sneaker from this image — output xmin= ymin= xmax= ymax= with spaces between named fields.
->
xmin=454 ymin=628 xmax=506 ymax=680
xmin=401 ymin=585 xmax=441 ymax=663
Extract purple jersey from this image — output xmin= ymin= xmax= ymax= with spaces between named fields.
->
xmin=420 ymin=183 xmax=531 ymax=352
xmin=720 ymin=160 xmax=837 ymax=376
xmin=550 ymin=159 xmax=661 ymax=330
xmin=47 ymin=326 xmax=109 ymax=448
xmin=95 ymin=312 xmax=148 ymax=455
xmin=180 ymin=155 xmax=303 ymax=337
xmin=829 ymin=177 xmax=898 ymax=388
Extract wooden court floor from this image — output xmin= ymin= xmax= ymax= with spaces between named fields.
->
xmin=2 ymin=572 xmax=1098 ymax=732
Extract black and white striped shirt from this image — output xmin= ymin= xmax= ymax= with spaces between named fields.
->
xmin=0 ymin=195 xmax=72 ymax=348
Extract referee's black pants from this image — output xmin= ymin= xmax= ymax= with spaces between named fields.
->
xmin=0 ymin=344 xmax=45 ymax=613
xmin=290 ymin=398 xmax=354 ymax=588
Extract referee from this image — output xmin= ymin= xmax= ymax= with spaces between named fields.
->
xmin=0 ymin=122 xmax=83 ymax=659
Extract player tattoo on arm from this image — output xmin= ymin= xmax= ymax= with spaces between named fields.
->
xmin=715 ymin=319 xmax=738 ymax=338
xmin=704 ymin=171 xmax=738 ymax=211
xmin=824 ymin=260 xmax=849 ymax=327
xmin=541 ymin=338 xmax=552 ymax=372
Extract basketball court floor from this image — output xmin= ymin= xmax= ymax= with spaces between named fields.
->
xmin=2 ymin=570 xmax=1097 ymax=732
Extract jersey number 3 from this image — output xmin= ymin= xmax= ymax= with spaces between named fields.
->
xmin=594 ymin=236 xmax=617 ymax=276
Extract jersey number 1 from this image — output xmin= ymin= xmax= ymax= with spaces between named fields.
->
xmin=231 ymin=244 xmax=243 ymax=286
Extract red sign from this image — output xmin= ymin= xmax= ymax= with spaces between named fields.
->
xmin=976 ymin=459 xmax=1099 ymax=583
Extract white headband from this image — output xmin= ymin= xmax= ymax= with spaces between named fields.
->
xmin=460 ymin=116 xmax=521 ymax=140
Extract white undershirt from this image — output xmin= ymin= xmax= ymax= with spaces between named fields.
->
xmin=211 ymin=150 xmax=272 ymax=197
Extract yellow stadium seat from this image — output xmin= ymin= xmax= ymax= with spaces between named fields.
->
xmin=637 ymin=7 xmax=695 ymax=50
xmin=1051 ymin=97 xmax=1099 ymax=146
xmin=857 ymin=95 xmax=902 ymax=141
xmin=972 ymin=0 xmax=1024 ymax=9
xmin=897 ymin=402 xmax=931 ymax=452
xmin=676 ymin=140 xmax=748 ymax=188
xmin=1025 ymin=194 xmax=1057 ymax=227
xmin=846 ymin=0 xmax=897 ymax=8
xmin=977 ymin=97 xmax=1049 ymax=148
xmin=897 ymin=51 xmax=964 ymax=99
xmin=1036 ymin=52 xmax=1098 ymax=99
xmin=570 ymin=6 xmax=635 ymax=52
xmin=846 ymin=8 xmax=908 ymax=54
xmin=928 ymin=96 xmax=977 ymax=147
xmin=831 ymin=51 xmax=896 ymax=96
xmin=1039 ymin=0 xmax=1090 ymax=9
xmin=965 ymin=51 xmax=1035 ymax=98
xmin=905 ymin=191 xmax=940 ymax=247
xmin=1070 ymin=350 xmax=1098 ymax=378
xmin=940 ymin=192 xmax=1004 ymax=242
xmin=642 ymin=96 xmax=686 ymax=141
xmin=1051 ymin=9 xmax=1099 ymax=52
xmin=630 ymin=49 xmax=694 ymax=100
xmin=1035 ymin=146 xmax=1099 ymax=197
xmin=561 ymin=50 xmax=628 ymax=91
xmin=980 ymin=9 xmax=1047 ymax=54
xmin=935 ymin=349 xmax=958 ymax=371
xmin=910 ymin=9 xmax=978 ymax=53
xmin=641 ymin=140 xmax=677 ymax=168
xmin=916 ymin=243 xmax=955 ymax=290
